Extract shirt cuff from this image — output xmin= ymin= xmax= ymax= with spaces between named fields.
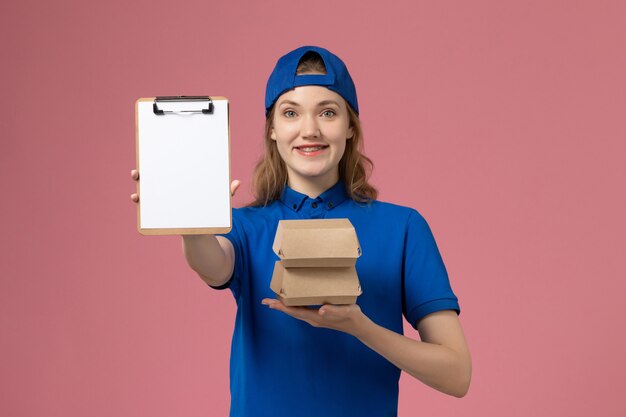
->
xmin=208 ymin=277 xmax=233 ymax=290
xmin=407 ymin=298 xmax=461 ymax=329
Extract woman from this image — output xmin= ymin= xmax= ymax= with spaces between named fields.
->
xmin=131 ymin=45 xmax=471 ymax=417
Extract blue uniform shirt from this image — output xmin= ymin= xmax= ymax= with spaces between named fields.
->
xmin=214 ymin=180 xmax=460 ymax=417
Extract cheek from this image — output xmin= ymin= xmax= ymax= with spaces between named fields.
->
xmin=335 ymin=142 xmax=347 ymax=159
xmin=273 ymin=125 xmax=299 ymax=144
xmin=274 ymin=140 xmax=290 ymax=159
xmin=273 ymin=136 xmax=294 ymax=161
xmin=328 ymin=122 xmax=352 ymax=142
xmin=328 ymin=128 xmax=349 ymax=151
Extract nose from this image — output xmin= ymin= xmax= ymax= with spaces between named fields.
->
xmin=301 ymin=114 xmax=320 ymax=139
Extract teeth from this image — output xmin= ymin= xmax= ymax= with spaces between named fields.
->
xmin=298 ymin=146 xmax=325 ymax=152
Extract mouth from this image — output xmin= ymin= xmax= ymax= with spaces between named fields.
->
xmin=293 ymin=144 xmax=329 ymax=156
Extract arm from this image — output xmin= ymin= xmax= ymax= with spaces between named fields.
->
xmin=354 ymin=309 xmax=472 ymax=398
xmin=180 ymin=177 xmax=241 ymax=286
xmin=261 ymin=302 xmax=471 ymax=398
xmin=181 ymin=235 xmax=235 ymax=287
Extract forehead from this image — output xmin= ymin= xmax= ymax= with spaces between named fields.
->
xmin=275 ymin=86 xmax=346 ymax=108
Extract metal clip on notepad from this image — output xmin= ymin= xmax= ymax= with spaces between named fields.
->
xmin=153 ymin=96 xmax=214 ymax=115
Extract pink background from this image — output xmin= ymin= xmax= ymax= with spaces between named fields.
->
xmin=2 ymin=0 xmax=625 ymax=416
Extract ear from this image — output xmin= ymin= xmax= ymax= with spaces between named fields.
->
xmin=346 ymin=125 xmax=354 ymax=140
xmin=270 ymin=126 xmax=277 ymax=141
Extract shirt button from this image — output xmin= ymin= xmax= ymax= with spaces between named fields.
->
xmin=327 ymin=202 xmax=334 ymax=209
xmin=311 ymin=202 xmax=318 ymax=208
xmin=292 ymin=204 xmax=297 ymax=209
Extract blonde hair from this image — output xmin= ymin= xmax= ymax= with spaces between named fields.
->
xmin=248 ymin=52 xmax=377 ymax=207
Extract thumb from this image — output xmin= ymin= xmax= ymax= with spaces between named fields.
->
xmin=319 ymin=304 xmax=342 ymax=316
xmin=230 ymin=180 xmax=241 ymax=196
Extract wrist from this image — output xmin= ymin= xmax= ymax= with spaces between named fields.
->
xmin=351 ymin=311 xmax=376 ymax=340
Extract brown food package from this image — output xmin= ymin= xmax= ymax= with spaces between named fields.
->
xmin=270 ymin=219 xmax=363 ymax=306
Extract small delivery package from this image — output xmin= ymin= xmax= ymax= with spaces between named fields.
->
xmin=269 ymin=219 xmax=363 ymax=306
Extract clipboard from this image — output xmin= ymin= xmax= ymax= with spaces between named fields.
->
xmin=135 ymin=96 xmax=231 ymax=235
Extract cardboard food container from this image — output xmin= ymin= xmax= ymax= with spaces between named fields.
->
xmin=272 ymin=219 xmax=362 ymax=267
xmin=270 ymin=262 xmax=362 ymax=306
xmin=269 ymin=219 xmax=363 ymax=306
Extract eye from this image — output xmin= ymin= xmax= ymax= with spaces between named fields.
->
xmin=322 ymin=109 xmax=336 ymax=117
xmin=284 ymin=110 xmax=297 ymax=118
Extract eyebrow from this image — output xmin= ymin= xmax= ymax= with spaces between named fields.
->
xmin=278 ymin=100 xmax=341 ymax=108
xmin=278 ymin=100 xmax=300 ymax=107
xmin=317 ymin=100 xmax=341 ymax=107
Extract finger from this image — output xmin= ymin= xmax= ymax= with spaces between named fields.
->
xmin=130 ymin=169 xmax=139 ymax=181
xmin=263 ymin=299 xmax=306 ymax=310
xmin=263 ymin=298 xmax=308 ymax=313
xmin=262 ymin=298 xmax=283 ymax=309
xmin=263 ymin=300 xmax=326 ymax=328
xmin=271 ymin=302 xmax=320 ymax=321
xmin=230 ymin=179 xmax=241 ymax=196
xmin=319 ymin=304 xmax=340 ymax=315
xmin=130 ymin=193 xmax=139 ymax=203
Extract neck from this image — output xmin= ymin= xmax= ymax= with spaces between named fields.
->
xmin=287 ymin=171 xmax=339 ymax=199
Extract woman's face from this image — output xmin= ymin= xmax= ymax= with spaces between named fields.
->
xmin=271 ymin=85 xmax=354 ymax=188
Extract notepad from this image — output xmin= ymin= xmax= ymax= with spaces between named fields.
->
xmin=135 ymin=96 xmax=231 ymax=235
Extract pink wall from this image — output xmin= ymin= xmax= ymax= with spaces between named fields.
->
xmin=2 ymin=0 xmax=625 ymax=416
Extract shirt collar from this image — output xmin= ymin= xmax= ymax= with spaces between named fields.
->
xmin=280 ymin=180 xmax=349 ymax=212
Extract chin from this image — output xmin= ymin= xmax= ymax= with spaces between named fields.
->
xmin=298 ymin=171 xmax=326 ymax=179
xmin=291 ymin=167 xmax=330 ymax=179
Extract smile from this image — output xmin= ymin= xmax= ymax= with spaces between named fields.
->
xmin=293 ymin=145 xmax=329 ymax=156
